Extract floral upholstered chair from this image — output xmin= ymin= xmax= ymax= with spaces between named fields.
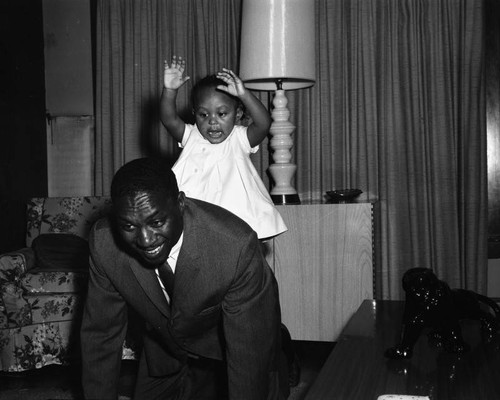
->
xmin=0 ymin=197 xmax=127 ymax=372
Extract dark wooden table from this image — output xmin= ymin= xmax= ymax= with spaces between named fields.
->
xmin=305 ymin=299 xmax=500 ymax=400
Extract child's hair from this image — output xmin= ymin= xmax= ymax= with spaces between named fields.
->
xmin=191 ymin=75 xmax=249 ymax=125
xmin=191 ymin=75 xmax=231 ymax=107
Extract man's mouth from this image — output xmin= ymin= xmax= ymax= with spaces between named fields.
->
xmin=142 ymin=243 xmax=164 ymax=257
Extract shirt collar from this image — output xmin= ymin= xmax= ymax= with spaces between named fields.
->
xmin=167 ymin=232 xmax=184 ymax=272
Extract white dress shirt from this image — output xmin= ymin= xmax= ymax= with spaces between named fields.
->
xmin=155 ymin=232 xmax=183 ymax=302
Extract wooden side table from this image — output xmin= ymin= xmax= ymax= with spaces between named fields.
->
xmin=266 ymin=203 xmax=373 ymax=341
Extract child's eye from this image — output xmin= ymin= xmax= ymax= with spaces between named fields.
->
xmin=198 ymin=112 xmax=208 ymax=118
xmin=218 ymin=112 xmax=227 ymax=117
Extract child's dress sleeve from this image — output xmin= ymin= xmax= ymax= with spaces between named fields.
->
xmin=178 ymin=124 xmax=193 ymax=148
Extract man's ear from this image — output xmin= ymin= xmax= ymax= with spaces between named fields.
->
xmin=178 ymin=191 xmax=186 ymax=212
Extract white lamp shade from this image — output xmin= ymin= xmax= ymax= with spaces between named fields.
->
xmin=239 ymin=0 xmax=316 ymax=91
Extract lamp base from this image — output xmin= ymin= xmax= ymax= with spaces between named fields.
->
xmin=271 ymin=193 xmax=301 ymax=205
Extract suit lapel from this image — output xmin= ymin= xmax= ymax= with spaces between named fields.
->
xmin=128 ymin=258 xmax=171 ymax=317
xmin=173 ymin=248 xmax=202 ymax=298
xmin=172 ymin=205 xmax=203 ymax=301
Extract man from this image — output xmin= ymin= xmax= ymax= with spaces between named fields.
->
xmin=81 ymin=157 xmax=286 ymax=400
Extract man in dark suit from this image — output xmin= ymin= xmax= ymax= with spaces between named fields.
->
xmin=80 ymin=157 xmax=286 ymax=400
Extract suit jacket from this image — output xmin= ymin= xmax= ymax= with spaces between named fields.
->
xmin=80 ymin=198 xmax=282 ymax=400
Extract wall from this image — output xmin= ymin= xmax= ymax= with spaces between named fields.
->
xmin=0 ymin=1 xmax=47 ymax=253
xmin=487 ymin=0 xmax=500 ymax=236
xmin=42 ymin=0 xmax=94 ymax=196
xmin=0 ymin=0 xmax=94 ymax=252
xmin=43 ymin=0 xmax=93 ymax=116
xmin=486 ymin=0 xmax=500 ymax=299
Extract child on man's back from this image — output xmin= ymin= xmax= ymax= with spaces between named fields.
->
xmin=160 ymin=55 xmax=286 ymax=240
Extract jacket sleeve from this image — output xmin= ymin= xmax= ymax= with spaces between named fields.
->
xmin=80 ymin=225 xmax=128 ymax=400
xmin=222 ymin=232 xmax=283 ymax=400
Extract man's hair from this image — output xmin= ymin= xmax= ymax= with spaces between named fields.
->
xmin=110 ymin=157 xmax=179 ymax=203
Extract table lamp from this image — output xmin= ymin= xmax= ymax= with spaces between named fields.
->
xmin=239 ymin=0 xmax=315 ymax=205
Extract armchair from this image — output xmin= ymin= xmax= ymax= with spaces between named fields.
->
xmin=0 ymin=197 xmax=138 ymax=372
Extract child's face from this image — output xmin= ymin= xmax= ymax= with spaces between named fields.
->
xmin=193 ymin=89 xmax=243 ymax=144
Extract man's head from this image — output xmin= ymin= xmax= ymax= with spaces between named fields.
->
xmin=111 ymin=157 xmax=185 ymax=267
xmin=191 ymin=75 xmax=243 ymax=144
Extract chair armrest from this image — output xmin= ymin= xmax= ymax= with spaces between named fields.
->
xmin=0 ymin=249 xmax=35 ymax=328
xmin=0 ymin=248 xmax=35 ymax=281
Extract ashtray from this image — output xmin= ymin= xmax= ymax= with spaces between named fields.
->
xmin=326 ymin=189 xmax=363 ymax=203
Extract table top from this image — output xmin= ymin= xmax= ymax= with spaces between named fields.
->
xmin=305 ymin=299 xmax=500 ymax=400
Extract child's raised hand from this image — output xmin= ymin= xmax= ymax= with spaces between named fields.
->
xmin=216 ymin=68 xmax=246 ymax=97
xmin=163 ymin=56 xmax=190 ymax=90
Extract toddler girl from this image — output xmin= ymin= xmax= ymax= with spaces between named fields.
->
xmin=160 ymin=56 xmax=286 ymax=240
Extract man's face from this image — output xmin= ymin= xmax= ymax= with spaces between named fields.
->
xmin=193 ymin=89 xmax=243 ymax=144
xmin=114 ymin=190 xmax=185 ymax=267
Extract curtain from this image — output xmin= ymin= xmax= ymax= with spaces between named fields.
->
xmin=306 ymin=0 xmax=487 ymax=298
xmin=94 ymin=0 xmax=243 ymax=194
xmin=95 ymin=0 xmax=487 ymax=299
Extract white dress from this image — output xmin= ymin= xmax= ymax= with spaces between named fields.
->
xmin=172 ymin=124 xmax=287 ymax=239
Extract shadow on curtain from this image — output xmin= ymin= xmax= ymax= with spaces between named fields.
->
xmin=94 ymin=0 xmax=487 ymax=299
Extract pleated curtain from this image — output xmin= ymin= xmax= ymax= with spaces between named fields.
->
xmin=94 ymin=0 xmax=487 ymax=299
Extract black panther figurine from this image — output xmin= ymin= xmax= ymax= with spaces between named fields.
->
xmin=385 ymin=267 xmax=500 ymax=359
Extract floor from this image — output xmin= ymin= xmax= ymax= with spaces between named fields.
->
xmin=0 ymin=341 xmax=335 ymax=400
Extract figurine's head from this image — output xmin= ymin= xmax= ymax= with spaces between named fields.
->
xmin=402 ymin=267 xmax=439 ymax=304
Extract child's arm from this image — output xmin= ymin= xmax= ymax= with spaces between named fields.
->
xmin=217 ymin=68 xmax=271 ymax=148
xmin=160 ymin=56 xmax=190 ymax=142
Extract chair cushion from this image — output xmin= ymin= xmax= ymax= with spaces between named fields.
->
xmin=32 ymin=233 xmax=89 ymax=271
xmin=21 ymin=270 xmax=88 ymax=294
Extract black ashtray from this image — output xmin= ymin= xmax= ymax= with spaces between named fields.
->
xmin=326 ymin=189 xmax=363 ymax=203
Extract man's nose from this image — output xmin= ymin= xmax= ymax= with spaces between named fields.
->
xmin=138 ymin=227 xmax=155 ymax=247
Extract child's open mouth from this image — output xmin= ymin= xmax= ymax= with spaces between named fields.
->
xmin=208 ymin=130 xmax=223 ymax=138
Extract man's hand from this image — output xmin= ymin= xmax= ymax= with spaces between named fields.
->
xmin=216 ymin=68 xmax=246 ymax=97
xmin=163 ymin=55 xmax=190 ymax=90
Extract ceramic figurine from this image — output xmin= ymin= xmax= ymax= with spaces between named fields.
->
xmin=385 ymin=267 xmax=500 ymax=359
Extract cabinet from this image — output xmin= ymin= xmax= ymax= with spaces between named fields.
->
xmin=266 ymin=203 xmax=373 ymax=341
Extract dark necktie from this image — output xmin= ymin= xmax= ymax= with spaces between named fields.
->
xmin=157 ymin=261 xmax=175 ymax=300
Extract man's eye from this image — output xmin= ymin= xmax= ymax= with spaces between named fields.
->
xmin=120 ymin=224 xmax=135 ymax=232
xmin=151 ymin=220 xmax=164 ymax=228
